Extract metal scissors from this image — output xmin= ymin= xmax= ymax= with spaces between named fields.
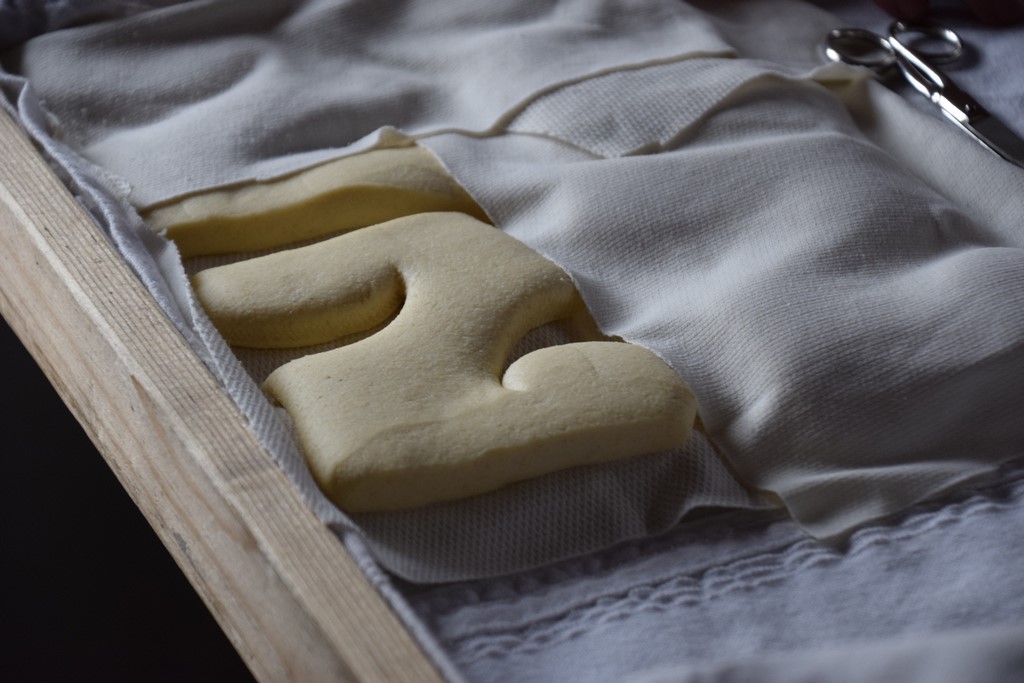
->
xmin=825 ymin=21 xmax=1024 ymax=168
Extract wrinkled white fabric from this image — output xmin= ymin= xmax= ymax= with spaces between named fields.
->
xmin=422 ymin=4 xmax=1024 ymax=537
xmin=398 ymin=5 xmax=1024 ymax=682
xmin=7 ymin=0 xmax=1024 ymax=571
xmin=2 ymin=1 xmax=1024 ymax=683
xmin=6 ymin=2 xmax=1024 ymax=679
xmin=12 ymin=0 xmax=734 ymax=207
xmin=0 ymin=0 xmax=166 ymax=50
xmin=3 ymin=0 xmax=772 ymax=583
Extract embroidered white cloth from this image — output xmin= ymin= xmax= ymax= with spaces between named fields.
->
xmin=409 ymin=463 xmax=1024 ymax=683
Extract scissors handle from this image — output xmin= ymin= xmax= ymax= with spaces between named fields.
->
xmin=887 ymin=28 xmax=985 ymax=129
xmin=824 ymin=22 xmax=962 ymax=73
xmin=824 ymin=27 xmax=894 ymax=70
xmin=825 ymin=22 xmax=1024 ymax=166
xmin=888 ymin=21 xmax=963 ymax=64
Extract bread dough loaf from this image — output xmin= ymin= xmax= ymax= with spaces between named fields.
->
xmin=143 ymin=145 xmax=488 ymax=257
xmin=193 ymin=211 xmax=696 ymax=511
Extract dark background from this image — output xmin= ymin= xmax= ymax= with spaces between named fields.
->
xmin=0 ymin=317 xmax=255 ymax=682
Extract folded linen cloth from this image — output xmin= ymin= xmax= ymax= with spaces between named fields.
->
xmin=6 ymin=0 xmax=1024 ymax=579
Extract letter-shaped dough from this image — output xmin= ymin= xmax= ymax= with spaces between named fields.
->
xmin=193 ymin=212 xmax=696 ymax=512
xmin=143 ymin=145 xmax=488 ymax=257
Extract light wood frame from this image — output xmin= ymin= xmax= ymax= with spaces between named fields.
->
xmin=0 ymin=110 xmax=444 ymax=682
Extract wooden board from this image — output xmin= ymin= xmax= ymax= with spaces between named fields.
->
xmin=0 ymin=110 xmax=444 ymax=682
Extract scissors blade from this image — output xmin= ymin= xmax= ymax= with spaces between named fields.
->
xmin=932 ymin=83 xmax=1024 ymax=168
xmin=965 ymin=114 xmax=1024 ymax=168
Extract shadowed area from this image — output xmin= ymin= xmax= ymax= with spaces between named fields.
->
xmin=0 ymin=317 xmax=254 ymax=683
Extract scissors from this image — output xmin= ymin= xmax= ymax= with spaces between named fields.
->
xmin=825 ymin=21 xmax=1024 ymax=168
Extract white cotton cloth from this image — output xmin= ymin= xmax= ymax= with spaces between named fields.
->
xmin=422 ymin=71 xmax=1024 ymax=539
xmin=422 ymin=1 xmax=1024 ymax=539
xmin=4 ymin=1 xmax=1024 ymax=682
xmin=6 ymin=0 xmax=1024 ymax=576
xmin=398 ymin=5 xmax=1024 ymax=682
xmin=12 ymin=0 xmax=734 ymax=208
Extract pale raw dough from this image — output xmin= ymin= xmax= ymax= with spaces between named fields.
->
xmin=193 ymin=211 xmax=696 ymax=512
xmin=143 ymin=145 xmax=488 ymax=257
